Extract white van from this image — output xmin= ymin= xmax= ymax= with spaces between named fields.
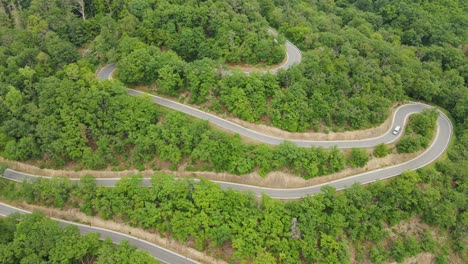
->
xmin=392 ymin=126 xmax=401 ymax=135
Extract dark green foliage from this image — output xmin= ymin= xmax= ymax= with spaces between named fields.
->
xmin=396 ymin=135 xmax=427 ymax=153
xmin=347 ymin=148 xmax=369 ymax=168
xmin=0 ymin=212 xmax=158 ymax=263
xmin=0 ymin=214 xmax=17 ymax=245
xmin=97 ymin=0 xmax=284 ymax=65
xmin=20 ymin=177 xmax=77 ymax=208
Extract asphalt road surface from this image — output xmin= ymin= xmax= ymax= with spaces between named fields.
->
xmin=0 ymin=203 xmax=199 ymax=264
xmin=265 ymin=23 xmax=302 ymax=73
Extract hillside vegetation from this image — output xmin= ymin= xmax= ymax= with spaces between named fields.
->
xmin=116 ymin=0 xmax=466 ymax=132
xmin=0 ymin=212 xmax=158 ymax=263
xmin=0 ymin=150 xmax=465 ymax=263
xmin=0 ymin=0 xmax=466 ymax=263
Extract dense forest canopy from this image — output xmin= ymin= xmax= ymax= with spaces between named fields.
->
xmin=108 ymin=0 xmax=467 ymax=132
xmin=0 ymin=0 xmax=285 ymax=64
xmin=263 ymin=0 xmax=467 ymax=127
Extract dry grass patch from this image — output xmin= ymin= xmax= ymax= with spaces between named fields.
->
xmin=394 ymin=252 xmax=436 ymax=264
xmin=385 ymin=216 xmax=463 ymax=264
xmin=225 ymin=52 xmax=288 ymax=72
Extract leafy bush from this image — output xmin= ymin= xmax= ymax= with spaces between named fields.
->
xmin=373 ymin=143 xmax=389 ymax=158
xmin=397 ymin=136 xmax=423 ymax=153
xmin=348 ymin=148 xmax=369 ymax=168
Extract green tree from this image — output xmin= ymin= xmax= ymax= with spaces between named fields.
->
xmin=373 ymin=143 xmax=389 ymax=158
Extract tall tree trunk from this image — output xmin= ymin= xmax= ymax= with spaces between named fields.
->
xmin=73 ymin=0 xmax=86 ymax=20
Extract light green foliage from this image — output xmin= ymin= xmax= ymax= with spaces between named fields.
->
xmin=184 ymin=58 xmax=218 ymax=104
xmin=97 ymin=239 xmax=156 ymax=264
xmin=218 ymin=72 xmax=271 ymax=122
xmin=369 ymin=244 xmax=387 ymax=264
xmin=269 ymin=84 xmax=310 ymax=132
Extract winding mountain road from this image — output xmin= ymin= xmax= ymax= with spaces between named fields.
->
xmin=3 ymin=30 xmax=454 ymax=198
xmin=0 ymin=27 xmax=454 ymax=264
xmin=96 ymin=30 xmax=302 ymax=80
xmin=127 ymin=89 xmax=437 ymax=148
xmin=2 ymin=108 xmax=452 ymax=199
xmin=0 ymin=203 xmax=199 ymax=264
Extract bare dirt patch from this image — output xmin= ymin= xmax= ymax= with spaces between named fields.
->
xmin=78 ymin=48 xmax=91 ymax=56
xmin=384 ymin=216 xmax=464 ymax=264
xmin=6 ymin=201 xmax=227 ymax=264
xmin=386 ymin=216 xmax=437 ymax=240
xmin=397 ymin=253 xmax=435 ymax=264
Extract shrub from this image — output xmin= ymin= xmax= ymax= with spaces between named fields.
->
xmin=348 ymin=148 xmax=369 ymax=168
xmin=373 ymin=143 xmax=389 ymax=158
xmin=396 ymin=135 xmax=424 ymax=153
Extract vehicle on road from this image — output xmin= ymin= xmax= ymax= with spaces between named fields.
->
xmin=392 ymin=126 xmax=401 ymax=135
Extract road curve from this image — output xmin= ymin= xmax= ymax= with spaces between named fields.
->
xmin=126 ymin=89 xmax=434 ymax=148
xmin=272 ymin=40 xmax=302 ymax=73
xmin=98 ymin=63 xmax=438 ymax=148
xmin=266 ymin=28 xmax=302 ymax=73
xmin=0 ymin=203 xmax=198 ymax=264
xmin=2 ymin=110 xmax=452 ymax=199
xmin=96 ymin=28 xmax=302 ymax=80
